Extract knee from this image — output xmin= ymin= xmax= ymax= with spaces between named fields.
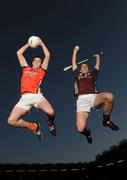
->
xmin=76 ymin=124 xmax=84 ymax=133
xmin=47 ymin=110 xmax=56 ymax=118
xmin=77 ymin=128 xmax=84 ymax=133
xmin=104 ymin=92 xmax=114 ymax=102
xmin=7 ymin=116 xmax=16 ymax=126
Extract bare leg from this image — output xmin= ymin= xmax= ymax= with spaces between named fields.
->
xmin=93 ymin=92 xmax=119 ymax=130
xmin=93 ymin=92 xmax=114 ymax=121
xmin=7 ymin=107 xmax=29 ymax=128
xmin=7 ymin=106 xmax=42 ymax=141
xmin=76 ymin=111 xmax=89 ymax=132
xmin=7 ymin=106 xmax=39 ymax=131
xmin=76 ymin=111 xmax=92 ymax=144
xmin=37 ymin=99 xmax=56 ymax=136
xmin=37 ymin=99 xmax=55 ymax=116
xmin=93 ymin=92 xmax=114 ymax=115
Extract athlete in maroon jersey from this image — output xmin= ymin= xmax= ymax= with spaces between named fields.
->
xmin=71 ymin=46 xmax=119 ymax=144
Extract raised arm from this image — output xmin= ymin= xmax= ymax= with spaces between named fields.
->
xmin=16 ymin=43 xmax=29 ymax=67
xmin=39 ymin=38 xmax=50 ymax=70
xmin=72 ymin=46 xmax=80 ymax=71
xmin=93 ymin=54 xmax=101 ymax=70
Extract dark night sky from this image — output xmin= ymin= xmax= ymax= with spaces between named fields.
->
xmin=0 ymin=0 xmax=127 ymax=164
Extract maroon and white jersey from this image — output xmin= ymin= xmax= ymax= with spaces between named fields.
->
xmin=73 ymin=68 xmax=99 ymax=96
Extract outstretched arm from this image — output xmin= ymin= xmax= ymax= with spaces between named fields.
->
xmin=72 ymin=46 xmax=80 ymax=71
xmin=39 ymin=38 xmax=50 ymax=70
xmin=93 ymin=54 xmax=101 ymax=70
xmin=16 ymin=43 xmax=29 ymax=67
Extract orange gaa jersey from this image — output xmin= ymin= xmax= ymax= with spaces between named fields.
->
xmin=21 ymin=66 xmax=46 ymax=94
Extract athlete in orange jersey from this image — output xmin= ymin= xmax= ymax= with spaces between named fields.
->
xmin=7 ymin=36 xmax=56 ymax=141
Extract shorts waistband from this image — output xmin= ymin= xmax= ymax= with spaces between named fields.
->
xmin=78 ymin=94 xmax=96 ymax=99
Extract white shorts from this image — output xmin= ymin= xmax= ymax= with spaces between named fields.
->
xmin=15 ymin=93 xmax=46 ymax=111
xmin=76 ymin=94 xmax=97 ymax=112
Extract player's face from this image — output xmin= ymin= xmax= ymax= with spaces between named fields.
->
xmin=80 ymin=64 xmax=89 ymax=74
xmin=32 ymin=57 xmax=42 ymax=68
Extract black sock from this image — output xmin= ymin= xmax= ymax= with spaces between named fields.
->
xmin=103 ymin=114 xmax=110 ymax=122
xmin=48 ymin=114 xmax=55 ymax=124
xmin=80 ymin=128 xmax=90 ymax=136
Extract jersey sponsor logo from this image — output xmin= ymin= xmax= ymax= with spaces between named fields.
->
xmin=24 ymin=70 xmax=37 ymax=77
xmin=77 ymin=73 xmax=91 ymax=80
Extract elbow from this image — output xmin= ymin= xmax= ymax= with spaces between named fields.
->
xmin=16 ymin=49 xmax=21 ymax=56
xmin=16 ymin=50 xmax=22 ymax=58
xmin=95 ymin=65 xmax=100 ymax=70
xmin=46 ymin=52 xmax=50 ymax=59
xmin=16 ymin=51 xmax=20 ymax=58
